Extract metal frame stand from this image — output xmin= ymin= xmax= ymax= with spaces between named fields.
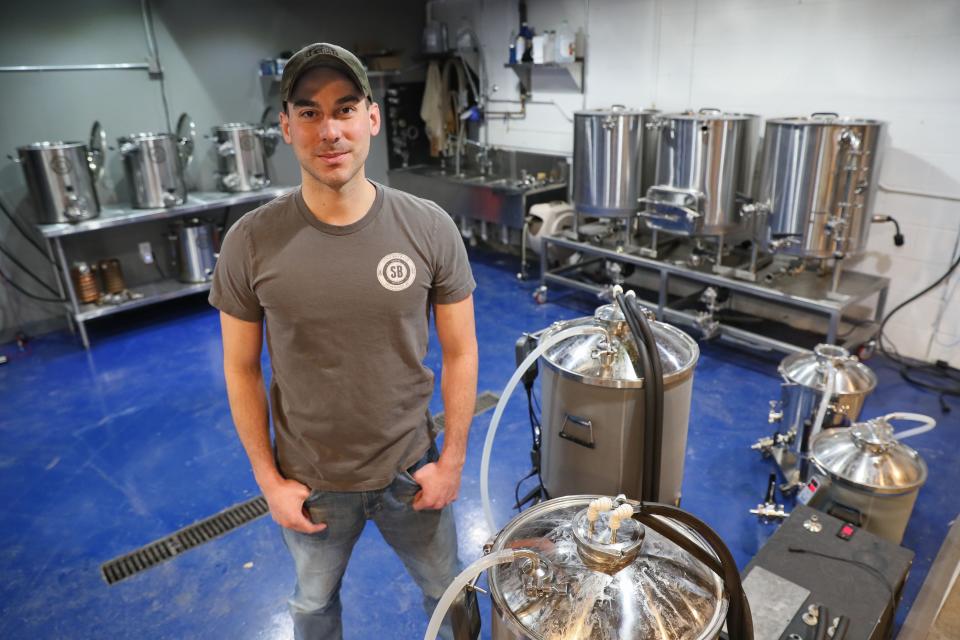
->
xmin=537 ymin=234 xmax=890 ymax=354
xmin=37 ymin=188 xmax=291 ymax=349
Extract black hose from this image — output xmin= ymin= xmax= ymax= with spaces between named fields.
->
xmin=814 ymin=604 xmax=830 ymax=640
xmin=627 ymin=294 xmax=664 ymax=501
xmin=615 ymin=291 xmax=658 ymax=501
xmin=833 ymin=615 xmax=850 ymax=640
xmin=0 ymin=244 xmax=60 ymax=296
xmin=632 ymin=512 xmax=723 ymax=576
xmin=633 ymin=502 xmax=753 ymax=640
xmin=0 ymin=266 xmax=66 ymax=303
xmin=0 ymin=198 xmax=52 ymax=261
xmin=877 ymin=250 xmax=960 ymax=402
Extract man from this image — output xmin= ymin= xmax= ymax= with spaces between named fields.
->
xmin=209 ymin=43 xmax=478 ymax=639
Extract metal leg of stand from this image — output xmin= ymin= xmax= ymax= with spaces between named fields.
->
xmin=875 ymin=284 xmax=889 ymax=323
xmin=831 ymin=258 xmax=844 ymax=294
xmin=53 ymin=237 xmax=89 ymax=349
xmin=540 ymin=238 xmax=549 ymax=286
xmin=658 ymin=271 xmax=669 ymax=321
xmin=44 ymin=236 xmax=74 ymax=334
xmin=827 ymin=310 xmax=840 ymax=345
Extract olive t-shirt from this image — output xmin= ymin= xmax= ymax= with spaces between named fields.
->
xmin=209 ymin=181 xmax=476 ymax=491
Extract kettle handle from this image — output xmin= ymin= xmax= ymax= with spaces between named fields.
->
xmin=888 ymin=412 xmax=937 ymax=440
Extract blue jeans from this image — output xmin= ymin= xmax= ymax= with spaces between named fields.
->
xmin=280 ymin=447 xmax=471 ymax=640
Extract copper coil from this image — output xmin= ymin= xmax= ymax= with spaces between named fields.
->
xmin=70 ymin=262 xmax=101 ymax=303
xmin=97 ymin=258 xmax=126 ymax=294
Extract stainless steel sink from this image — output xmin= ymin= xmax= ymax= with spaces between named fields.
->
xmin=388 ymin=152 xmax=568 ymax=229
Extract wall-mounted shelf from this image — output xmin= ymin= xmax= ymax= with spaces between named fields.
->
xmin=505 ymin=61 xmax=584 ymax=93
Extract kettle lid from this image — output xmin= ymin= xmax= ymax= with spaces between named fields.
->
xmin=487 ymin=495 xmax=727 ymax=639
xmin=779 ymin=344 xmax=878 ymax=394
xmin=810 ymin=415 xmax=928 ymax=494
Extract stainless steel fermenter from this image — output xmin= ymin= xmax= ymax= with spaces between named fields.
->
xmin=212 ymin=122 xmax=277 ymax=192
xmin=757 ymin=343 xmax=878 ymax=489
xmin=642 ymin=109 xmax=760 ymax=237
xmin=572 ymin=106 xmax=659 ymax=218
xmin=16 ymin=122 xmax=107 ymax=224
xmin=538 ymin=302 xmax=700 ymax=506
xmin=808 ymin=413 xmax=931 ymax=543
xmin=752 ymin=114 xmax=886 ymax=259
xmin=119 ymin=132 xmax=190 ymax=208
xmin=168 ymin=218 xmax=218 ymax=283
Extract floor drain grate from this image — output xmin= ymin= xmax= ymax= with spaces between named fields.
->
xmin=434 ymin=390 xmax=499 ymax=431
xmin=100 ymin=495 xmax=269 ymax=585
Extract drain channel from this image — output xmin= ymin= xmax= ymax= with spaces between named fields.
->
xmin=101 ymin=495 xmax=268 ymax=585
xmin=102 ymin=391 xmax=500 ymax=584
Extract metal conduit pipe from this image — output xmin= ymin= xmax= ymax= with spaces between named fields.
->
xmin=878 ymin=181 xmax=960 ymax=202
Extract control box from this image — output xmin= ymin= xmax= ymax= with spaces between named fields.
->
xmin=742 ymin=504 xmax=913 ymax=640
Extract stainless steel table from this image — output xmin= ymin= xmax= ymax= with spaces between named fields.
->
xmin=538 ymin=234 xmax=890 ymax=354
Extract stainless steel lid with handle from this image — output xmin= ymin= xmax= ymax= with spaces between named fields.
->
xmin=573 ymin=105 xmax=657 ymax=117
xmin=488 ymin=495 xmax=727 ymax=640
xmin=540 ymin=304 xmax=699 ymax=390
xmin=810 ymin=414 xmax=930 ymax=495
xmin=779 ymin=344 xmax=877 ymax=395
xmin=765 ymin=112 xmax=884 ymax=127
xmin=657 ymin=108 xmax=759 ymax=122
xmin=119 ymin=131 xmax=176 ymax=143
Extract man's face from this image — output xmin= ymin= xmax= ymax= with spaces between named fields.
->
xmin=279 ymin=66 xmax=380 ymax=190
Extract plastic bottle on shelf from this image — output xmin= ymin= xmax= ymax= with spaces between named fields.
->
xmin=508 ymin=30 xmax=517 ymax=64
xmin=543 ymin=31 xmax=556 ymax=63
xmin=531 ymin=34 xmax=545 ymax=64
xmin=515 ymin=32 xmax=526 ymax=64
xmin=519 ymin=21 xmax=534 ymax=62
xmin=556 ymin=21 xmax=575 ymax=63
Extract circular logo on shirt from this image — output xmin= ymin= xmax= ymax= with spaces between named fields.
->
xmin=377 ymin=253 xmax=416 ymax=291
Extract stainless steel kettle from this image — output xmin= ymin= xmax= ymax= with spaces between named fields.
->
xmin=169 ymin=218 xmax=218 ymax=283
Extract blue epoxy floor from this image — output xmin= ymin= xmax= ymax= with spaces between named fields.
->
xmin=1 ymin=247 xmax=957 ymax=639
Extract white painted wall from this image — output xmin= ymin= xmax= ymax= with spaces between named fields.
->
xmin=434 ymin=0 xmax=960 ymax=365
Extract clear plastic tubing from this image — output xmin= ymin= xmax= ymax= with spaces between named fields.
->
xmin=480 ymin=325 xmax=608 ymax=533
xmin=423 ymin=549 xmax=534 ymax=640
xmin=810 ymin=362 xmax=836 ymax=442
xmin=887 ymin=412 xmax=937 ymax=440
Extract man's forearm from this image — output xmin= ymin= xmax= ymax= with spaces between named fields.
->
xmin=438 ymin=352 xmax=478 ymax=469
xmin=224 ymin=365 xmax=282 ymax=488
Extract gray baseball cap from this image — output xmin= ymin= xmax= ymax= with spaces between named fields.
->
xmin=280 ymin=43 xmax=372 ymax=103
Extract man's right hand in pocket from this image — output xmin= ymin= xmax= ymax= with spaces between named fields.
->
xmin=262 ymin=477 xmax=327 ymax=534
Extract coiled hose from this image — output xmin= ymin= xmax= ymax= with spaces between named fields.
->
xmin=614 ymin=288 xmax=664 ymax=501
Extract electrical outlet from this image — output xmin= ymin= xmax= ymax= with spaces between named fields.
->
xmin=139 ymin=241 xmax=155 ymax=265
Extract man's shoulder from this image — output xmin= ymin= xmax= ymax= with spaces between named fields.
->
xmin=380 ymin=182 xmax=449 ymax=225
xmin=232 ymin=188 xmax=300 ymax=235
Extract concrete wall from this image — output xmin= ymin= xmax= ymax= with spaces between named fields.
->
xmin=433 ymin=0 xmax=960 ymax=365
xmin=0 ymin=0 xmax=423 ymax=342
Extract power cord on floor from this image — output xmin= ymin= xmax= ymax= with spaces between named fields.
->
xmin=877 ymin=250 xmax=960 ymax=411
